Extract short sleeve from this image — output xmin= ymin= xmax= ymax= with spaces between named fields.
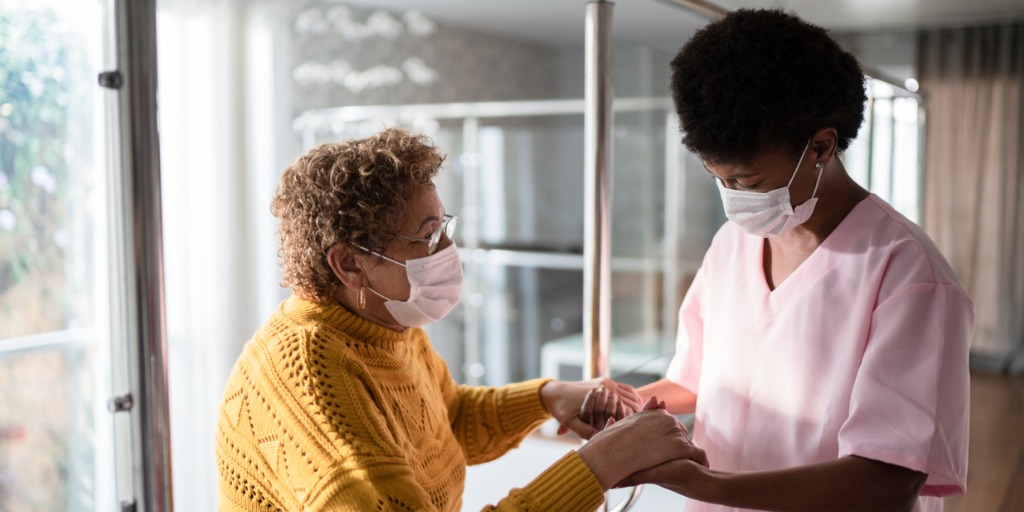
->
xmin=665 ymin=266 xmax=706 ymax=394
xmin=838 ymin=282 xmax=973 ymax=497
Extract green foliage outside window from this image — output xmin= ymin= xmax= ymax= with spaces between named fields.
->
xmin=1 ymin=2 xmax=100 ymax=510
xmin=1 ymin=3 xmax=94 ymax=339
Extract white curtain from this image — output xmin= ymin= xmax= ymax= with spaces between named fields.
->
xmin=157 ymin=0 xmax=294 ymax=508
xmin=918 ymin=22 xmax=1024 ymax=371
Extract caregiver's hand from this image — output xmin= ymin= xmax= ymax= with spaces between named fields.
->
xmin=540 ymin=378 xmax=643 ymax=439
xmin=577 ymin=397 xmax=707 ymax=490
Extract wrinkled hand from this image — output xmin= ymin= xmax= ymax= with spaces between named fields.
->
xmin=602 ymin=398 xmax=708 ymax=469
xmin=540 ymin=378 xmax=643 ymax=440
xmin=578 ymin=397 xmax=708 ymax=489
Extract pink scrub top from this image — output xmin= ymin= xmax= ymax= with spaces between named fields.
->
xmin=666 ymin=195 xmax=973 ymax=512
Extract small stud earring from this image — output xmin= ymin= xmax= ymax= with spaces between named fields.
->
xmin=358 ymin=287 xmax=366 ymax=310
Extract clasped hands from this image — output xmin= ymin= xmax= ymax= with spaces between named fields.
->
xmin=540 ymin=379 xmax=708 ymax=490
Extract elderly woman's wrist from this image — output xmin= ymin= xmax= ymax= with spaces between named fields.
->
xmin=576 ymin=438 xmax=622 ymax=490
xmin=538 ymin=379 xmax=564 ymax=415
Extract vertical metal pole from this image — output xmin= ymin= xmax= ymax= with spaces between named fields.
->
xmin=583 ymin=1 xmax=614 ymax=381
xmin=107 ymin=0 xmax=174 ymax=509
xmin=662 ymin=113 xmax=683 ymax=350
xmin=462 ymin=117 xmax=483 ymax=385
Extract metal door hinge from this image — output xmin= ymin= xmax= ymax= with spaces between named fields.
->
xmin=108 ymin=393 xmax=134 ymax=412
xmin=98 ymin=70 xmax=123 ymax=89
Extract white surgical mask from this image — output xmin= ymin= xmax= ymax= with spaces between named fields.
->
xmin=717 ymin=139 xmax=824 ymax=238
xmin=362 ymin=243 xmax=463 ymax=327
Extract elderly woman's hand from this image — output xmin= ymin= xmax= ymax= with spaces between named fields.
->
xmin=539 ymin=378 xmax=643 ymax=439
xmin=577 ymin=396 xmax=709 ymax=490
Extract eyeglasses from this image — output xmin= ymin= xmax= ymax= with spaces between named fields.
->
xmin=396 ymin=214 xmax=458 ymax=255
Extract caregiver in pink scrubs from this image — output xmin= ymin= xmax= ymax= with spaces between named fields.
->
xmin=626 ymin=9 xmax=973 ymax=512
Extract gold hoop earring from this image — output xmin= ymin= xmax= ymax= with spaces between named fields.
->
xmin=358 ymin=287 xmax=367 ymax=310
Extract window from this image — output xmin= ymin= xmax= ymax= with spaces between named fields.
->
xmin=0 ymin=1 xmax=114 ymax=509
xmin=844 ymin=78 xmax=924 ymax=222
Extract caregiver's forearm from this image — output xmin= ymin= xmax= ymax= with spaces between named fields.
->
xmin=637 ymin=378 xmax=697 ymax=415
xmin=657 ymin=455 xmax=925 ymax=512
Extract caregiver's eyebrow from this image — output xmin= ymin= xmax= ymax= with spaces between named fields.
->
xmin=702 ymin=163 xmax=756 ymax=180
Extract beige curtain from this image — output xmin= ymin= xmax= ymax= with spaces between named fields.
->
xmin=918 ymin=22 xmax=1024 ymax=371
xmin=157 ymin=0 xmax=294 ymax=508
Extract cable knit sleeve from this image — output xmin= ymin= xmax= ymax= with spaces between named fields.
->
xmin=309 ymin=451 xmax=604 ymax=512
xmin=416 ymin=331 xmax=551 ymax=464
xmin=414 ymin=333 xmax=605 ymax=511
xmin=444 ymin=379 xmax=552 ymax=464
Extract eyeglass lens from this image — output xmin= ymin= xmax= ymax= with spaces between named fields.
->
xmin=430 ymin=215 xmax=458 ymax=253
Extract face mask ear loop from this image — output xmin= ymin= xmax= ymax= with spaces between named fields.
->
xmin=786 ymin=138 xmax=814 ymax=189
xmin=348 ymin=242 xmax=404 ymax=303
xmin=363 ymin=283 xmax=395 ymax=302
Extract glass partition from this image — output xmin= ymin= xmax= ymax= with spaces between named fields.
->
xmin=294 ymin=96 xmax=724 ymax=387
xmin=280 ymin=2 xmax=726 ymax=396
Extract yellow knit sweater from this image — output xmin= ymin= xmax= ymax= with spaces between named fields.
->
xmin=216 ymin=296 xmax=604 ymax=511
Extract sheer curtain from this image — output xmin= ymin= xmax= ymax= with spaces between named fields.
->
xmin=918 ymin=22 xmax=1024 ymax=372
xmin=157 ymin=0 xmax=294 ymax=508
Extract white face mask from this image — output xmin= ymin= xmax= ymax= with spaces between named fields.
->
xmin=716 ymin=140 xmax=824 ymax=238
xmin=363 ymin=243 xmax=463 ymax=327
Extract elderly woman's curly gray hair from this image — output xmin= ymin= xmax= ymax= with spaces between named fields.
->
xmin=271 ymin=128 xmax=444 ymax=301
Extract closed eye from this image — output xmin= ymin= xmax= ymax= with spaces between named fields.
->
xmin=416 ymin=217 xmax=441 ymax=238
xmin=715 ymin=176 xmax=761 ymax=191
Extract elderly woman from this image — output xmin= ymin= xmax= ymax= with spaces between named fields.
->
xmin=215 ymin=127 xmax=705 ymax=511
xmin=613 ymin=9 xmax=974 ymax=512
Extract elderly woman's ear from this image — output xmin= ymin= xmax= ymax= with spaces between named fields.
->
xmin=326 ymin=243 xmax=364 ymax=290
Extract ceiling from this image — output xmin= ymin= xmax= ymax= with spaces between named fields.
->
xmin=336 ymin=0 xmax=1024 ymax=51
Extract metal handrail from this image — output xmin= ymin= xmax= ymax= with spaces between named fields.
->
xmin=660 ymin=0 xmax=728 ymax=20
xmin=293 ymin=96 xmax=671 ymax=148
xmin=608 ymin=486 xmax=645 ymax=512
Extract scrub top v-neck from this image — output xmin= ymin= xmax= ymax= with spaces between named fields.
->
xmin=753 ymin=224 xmax=844 ymax=321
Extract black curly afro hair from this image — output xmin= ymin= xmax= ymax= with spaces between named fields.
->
xmin=670 ymin=9 xmax=867 ymax=165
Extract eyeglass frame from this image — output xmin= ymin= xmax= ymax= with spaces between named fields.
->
xmin=395 ymin=213 xmax=458 ymax=255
